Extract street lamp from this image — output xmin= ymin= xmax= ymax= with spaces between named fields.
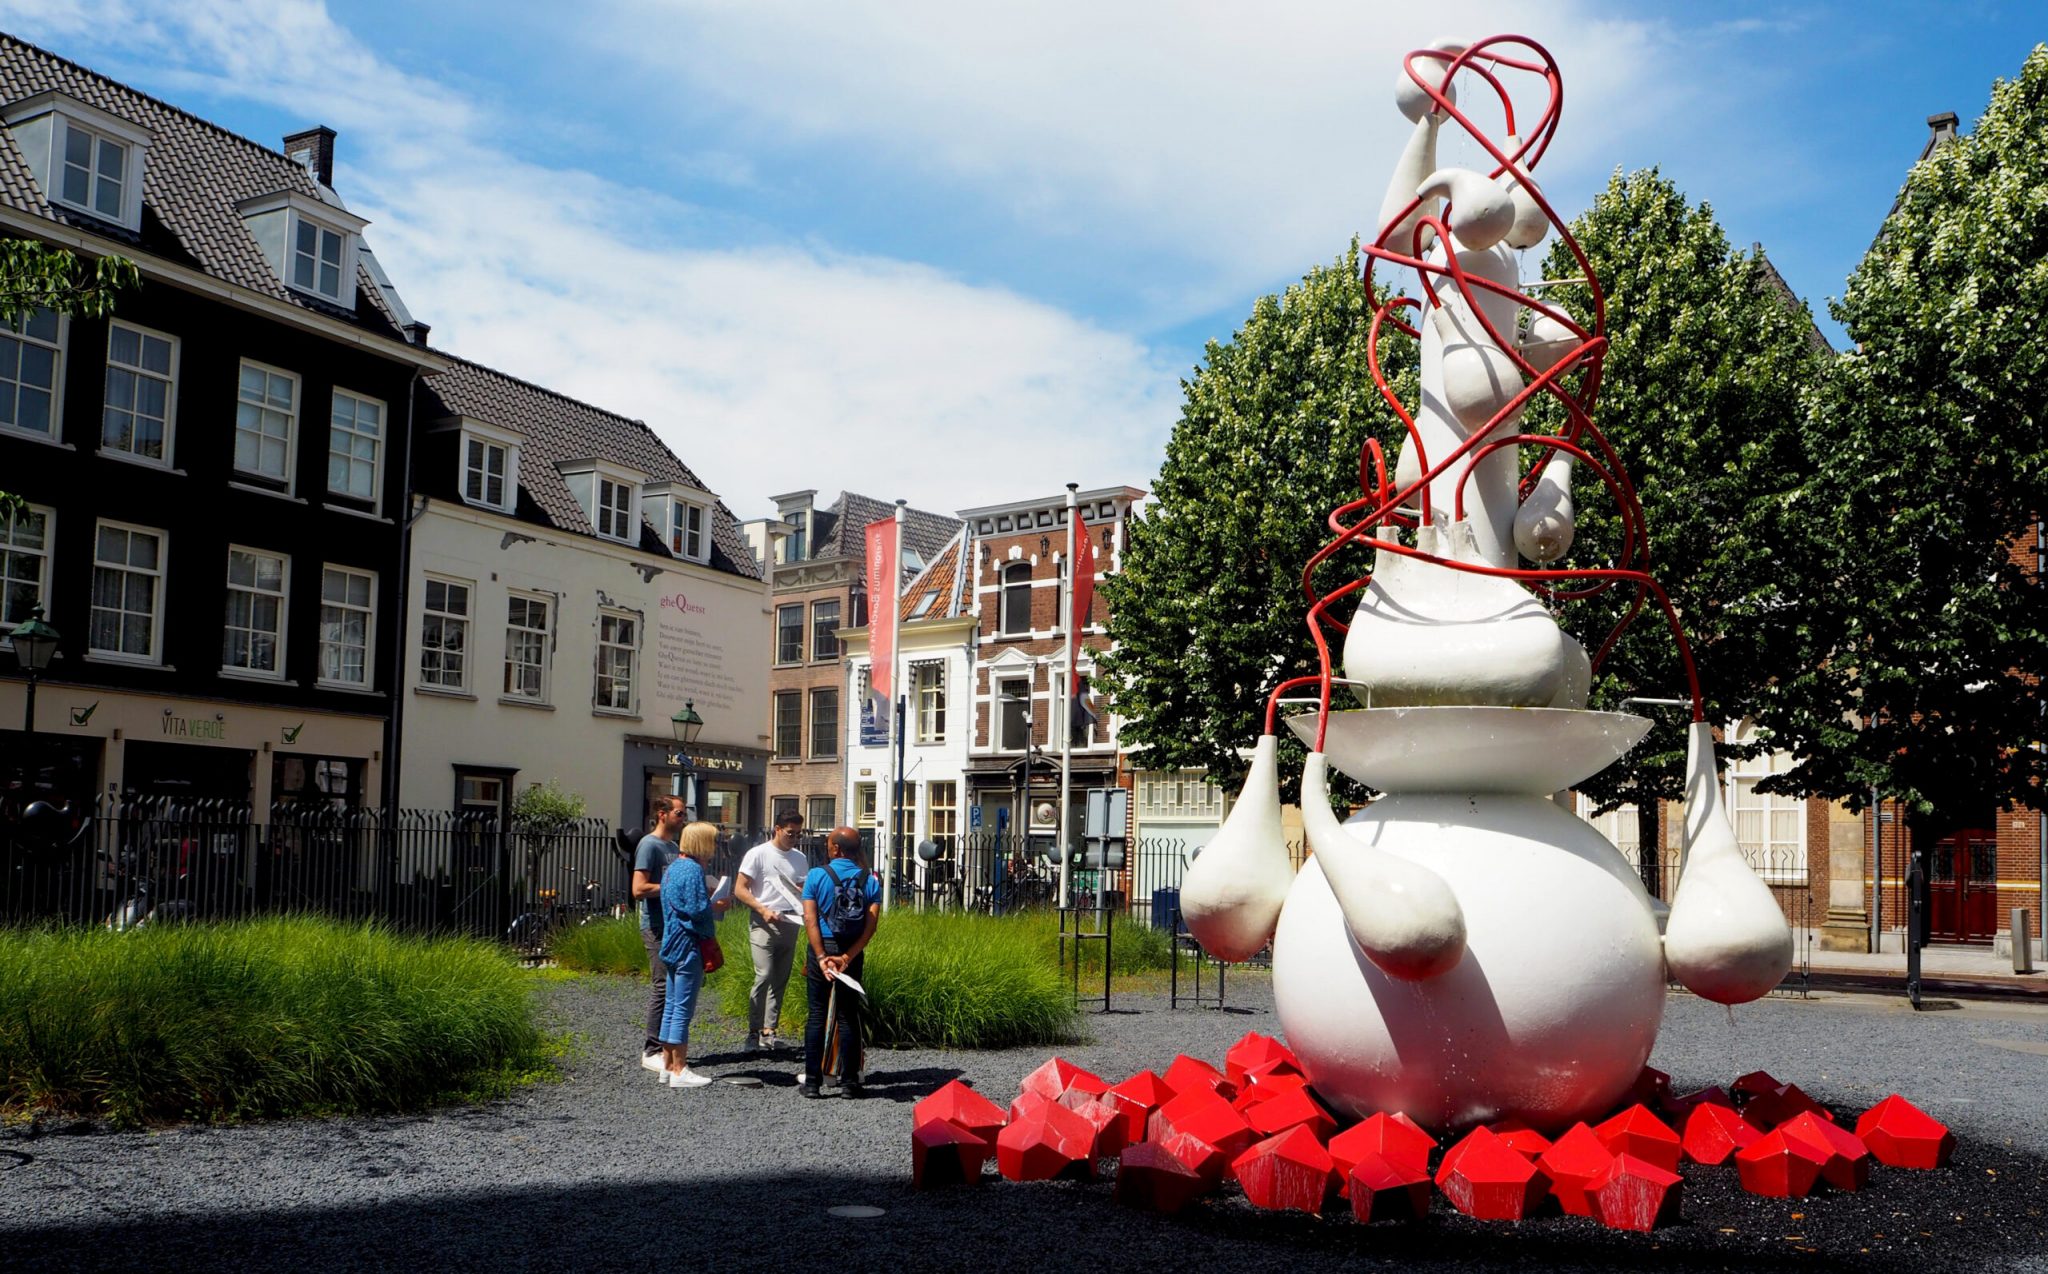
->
xmin=670 ymin=700 xmax=705 ymax=745
xmin=10 ymin=605 xmax=59 ymax=733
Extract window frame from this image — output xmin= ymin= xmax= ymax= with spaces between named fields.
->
xmin=289 ymin=212 xmax=348 ymax=303
xmin=458 ymin=422 xmax=521 ymax=513
xmin=0 ymin=502 xmax=54 ymax=643
xmin=594 ymin=608 xmax=639 ymax=714
xmin=87 ymin=519 xmax=166 ymax=665
xmin=928 ymin=780 xmax=958 ymax=853
xmin=997 ymin=676 xmax=1031 ymax=752
xmin=418 ymin=574 xmax=473 ymax=692
xmin=669 ymin=498 xmax=709 ymax=563
xmin=233 ymin=358 xmax=300 ymax=490
xmin=854 ymin=782 xmax=878 ymax=829
xmin=810 ymin=598 xmax=841 ymax=663
xmin=805 ymin=795 xmax=835 ymax=834
xmin=0 ymin=306 xmax=64 ymax=443
xmin=594 ymin=474 xmax=637 ymax=544
xmin=773 ymin=689 xmax=803 ymax=760
xmin=326 ymin=387 xmax=384 ymax=507
xmin=316 ymin=564 xmax=376 ymax=690
xmin=914 ymin=661 xmax=946 ymax=745
xmin=1725 ymin=721 xmax=1808 ymax=884
xmin=775 ymin=602 xmax=805 ymax=665
xmin=56 ymin=116 xmax=133 ymax=225
xmin=502 ymin=592 xmax=553 ymax=705
xmin=221 ymin=545 xmax=290 ymax=680
xmin=100 ymin=319 xmax=178 ymax=467
xmin=999 ymin=562 xmax=1033 ymax=635
xmin=809 ymin=687 xmax=840 ymax=759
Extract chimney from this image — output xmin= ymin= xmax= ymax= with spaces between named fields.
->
xmin=405 ymin=321 xmax=431 ymax=348
xmin=283 ymin=126 xmax=337 ymax=186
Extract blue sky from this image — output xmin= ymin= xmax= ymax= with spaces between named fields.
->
xmin=1 ymin=0 xmax=2038 ymax=518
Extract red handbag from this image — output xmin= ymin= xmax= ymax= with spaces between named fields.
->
xmin=697 ymin=936 xmax=725 ymax=974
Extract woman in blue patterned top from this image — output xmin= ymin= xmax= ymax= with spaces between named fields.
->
xmin=657 ymin=821 xmax=721 ymax=1088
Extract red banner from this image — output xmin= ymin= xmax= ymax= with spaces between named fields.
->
xmin=865 ymin=516 xmax=899 ymax=703
xmin=1070 ymin=510 xmax=1094 ymax=695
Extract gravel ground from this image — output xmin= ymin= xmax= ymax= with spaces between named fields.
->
xmin=3 ymin=973 xmax=2046 ymax=1273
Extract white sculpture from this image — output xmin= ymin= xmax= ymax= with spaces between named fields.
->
xmin=1178 ymin=35 xmax=1794 ymax=1133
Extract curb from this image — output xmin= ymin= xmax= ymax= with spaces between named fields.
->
xmin=1802 ymin=967 xmax=2048 ymax=1004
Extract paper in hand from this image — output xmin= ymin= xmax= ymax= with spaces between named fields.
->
xmin=831 ymin=971 xmax=867 ymax=998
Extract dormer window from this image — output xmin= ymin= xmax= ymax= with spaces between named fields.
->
xmin=455 ymin=419 xmax=521 ymax=513
xmin=3 ymin=92 xmax=153 ymax=232
xmin=645 ymin=480 xmax=717 ymax=564
xmin=236 ymin=191 xmax=367 ymax=308
xmin=558 ymin=458 xmax=648 ymax=546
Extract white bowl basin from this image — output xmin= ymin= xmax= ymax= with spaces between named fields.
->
xmin=1283 ymin=706 xmax=1652 ymax=794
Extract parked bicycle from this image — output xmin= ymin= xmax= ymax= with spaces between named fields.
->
xmin=505 ymin=874 xmax=612 ymax=960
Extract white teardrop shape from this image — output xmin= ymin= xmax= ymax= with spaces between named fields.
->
xmin=1547 ymin=632 xmax=1591 ymax=710
xmin=1178 ymin=734 xmax=1294 ymax=963
xmin=1432 ymin=300 xmax=1526 ymax=435
xmin=1519 ymin=310 xmax=1580 ymax=374
xmin=1417 ymin=167 xmax=1515 ymax=252
xmin=1663 ymin=721 xmax=1795 ymax=1003
xmin=1514 ymin=451 xmax=1576 ymax=564
xmin=1301 ymin=751 xmax=1466 ymax=980
xmin=1377 ymin=115 xmax=1442 ymax=254
xmin=1392 ymin=434 xmax=1422 ymax=502
xmin=1393 ymin=41 xmax=1463 ymax=122
xmin=1498 ymin=136 xmax=1549 ymax=250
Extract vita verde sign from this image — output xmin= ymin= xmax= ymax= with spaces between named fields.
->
xmin=161 ymin=714 xmax=228 ymax=741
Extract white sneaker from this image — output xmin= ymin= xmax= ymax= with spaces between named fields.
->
xmin=668 ymin=1068 xmax=713 ymax=1088
xmin=796 ymin=1072 xmax=808 ymax=1085
xmin=640 ymin=1053 xmax=665 ymax=1074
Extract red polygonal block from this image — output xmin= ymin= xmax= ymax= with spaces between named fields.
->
xmin=1009 ymin=1089 xmax=1053 ymax=1124
xmin=1163 ymin=1053 xmax=1234 ymax=1101
xmin=1232 ymin=1126 xmax=1336 ymax=1216
xmin=914 ymin=1080 xmax=1008 ymax=1145
xmin=1666 ymin=1085 xmax=1733 ymax=1119
xmin=1486 ymin=1117 xmax=1552 ymax=1158
xmin=1590 ymin=1152 xmax=1683 ymax=1232
xmin=1018 ymin=1056 xmax=1109 ymax=1111
xmin=996 ymin=1099 xmax=1097 ymax=1182
xmin=1231 ymin=1065 xmax=1308 ymax=1112
xmin=1435 ymin=1127 xmax=1549 ymax=1221
xmin=1150 ymin=1088 xmax=1250 ymax=1149
xmin=1780 ymin=1112 xmax=1871 ymax=1191
xmin=1744 ymin=1083 xmax=1831 ymax=1131
xmin=1172 ymin=1098 xmax=1257 ymax=1172
xmin=1731 ymin=1069 xmax=1782 ymax=1102
xmin=1854 ymin=1095 xmax=1955 ymax=1170
xmin=1734 ymin=1128 xmax=1828 ymax=1199
xmin=1155 ymin=1128 xmax=1233 ymax=1187
xmin=1535 ymin=1123 xmax=1614 ymax=1218
xmin=1347 ymin=1151 xmax=1432 ymax=1224
xmin=1625 ymin=1066 xmax=1673 ymax=1112
xmin=1069 ymin=1094 xmax=1130 ymax=1160
xmin=1682 ymin=1102 xmax=1762 ymax=1166
xmin=1243 ymin=1056 xmax=1305 ymax=1088
xmin=1113 ymin=1140 xmax=1209 ymax=1214
xmin=912 ymin=1118 xmax=992 ymax=1188
xmin=1105 ymin=1070 xmax=1174 ymax=1145
xmin=1593 ymin=1104 xmax=1682 ymax=1173
xmin=1244 ymin=1086 xmax=1336 ymax=1142
xmin=1329 ymin=1111 xmax=1436 ymax=1184
xmin=1224 ymin=1031 xmax=1299 ymax=1085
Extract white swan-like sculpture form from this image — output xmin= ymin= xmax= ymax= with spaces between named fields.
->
xmin=1664 ymin=721 xmax=1797 ymax=1002
xmin=1298 ymin=751 xmax=1464 ymax=980
xmin=1177 ymin=733 xmax=1293 ymax=962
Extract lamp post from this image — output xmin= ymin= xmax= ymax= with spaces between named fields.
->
xmin=10 ymin=605 xmax=59 ymax=734
xmin=670 ymin=700 xmax=705 ymax=745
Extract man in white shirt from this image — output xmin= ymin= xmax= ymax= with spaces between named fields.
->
xmin=734 ymin=809 xmax=811 ymax=1052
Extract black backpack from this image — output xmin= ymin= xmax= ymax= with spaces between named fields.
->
xmin=825 ymin=860 xmax=872 ymax=938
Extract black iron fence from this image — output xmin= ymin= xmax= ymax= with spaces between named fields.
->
xmin=1 ymin=796 xmax=626 ymax=950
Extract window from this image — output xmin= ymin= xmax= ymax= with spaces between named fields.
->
xmin=806 ymin=795 xmax=835 ymax=833
xmin=914 ymin=662 xmax=946 ymax=744
xmin=929 ymin=781 xmax=958 ymax=853
xmin=101 ymin=321 xmax=175 ymax=463
xmin=0 ymin=306 xmax=61 ymax=439
xmin=854 ymin=782 xmax=877 ymax=828
xmin=327 ymin=390 xmax=382 ymax=503
xmin=595 ymin=610 xmax=637 ymax=711
xmin=58 ymin=118 xmax=128 ymax=221
xmin=1000 ymin=563 xmax=1032 ymax=635
xmin=784 ymin=511 xmax=806 ymax=563
xmin=1576 ymin=796 xmax=1642 ymax=872
xmin=419 ymin=576 xmax=471 ymax=690
xmin=772 ymin=795 xmax=800 ymax=824
xmin=773 ymin=690 xmax=802 ymax=759
xmin=464 ymin=435 xmax=511 ymax=509
xmin=1727 ymin=721 xmax=1806 ymax=883
xmin=909 ymin=591 xmax=938 ymax=619
xmin=810 ymin=688 xmax=840 ymax=758
xmin=234 ymin=360 xmax=297 ymax=484
xmin=318 ymin=566 xmax=374 ymax=688
xmin=1 ymin=504 xmax=51 ymax=633
xmin=775 ymin=603 xmax=804 ymax=664
xmin=222 ymin=547 xmax=288 ymax=677
xmin=89 ymin=521 xmax=164 ymax=662
xmin=811 ymin=599 xmax=841 ymax=661
xmin=291 ymin=216 xmax=345 ymax=301
xmin=596 ymin=477 xmax=635 ymax=541
xmin=998 ymin=677 xmax=1030 ymax=751
xmin=458 ymin=772 xmax=507 ymax=822
xmin=504 ymin=594 xmax=551 ymax=702
xmin=670 ymin=499 xmax=707 ymax=561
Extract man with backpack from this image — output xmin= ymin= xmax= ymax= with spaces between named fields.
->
xmin=799 ymin=826 xmax=882 ymax=1099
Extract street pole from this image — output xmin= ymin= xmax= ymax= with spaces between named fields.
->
xmin=22 ymin=669 xmax=35 ymax=734
xmin=880 ymin=499 xmax=907 ymax=913
xmin=890 ymin=691 xmax=906 ymax=907
xmin=1056 ymin=483 xmax=1077 ymax=909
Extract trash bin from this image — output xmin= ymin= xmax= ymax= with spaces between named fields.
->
xmin=1151 ymin=887 xmax=1180 ymax=933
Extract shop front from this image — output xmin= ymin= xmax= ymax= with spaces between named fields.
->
xmin=621 ymin=734 xmax=768 ymax=844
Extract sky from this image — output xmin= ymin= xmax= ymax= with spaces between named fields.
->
xmin=0 ymin=0 xmax=2038 ymax=520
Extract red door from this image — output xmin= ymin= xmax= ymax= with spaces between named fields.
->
xmin=1926 ymin=829 xmax=1998 ymax=945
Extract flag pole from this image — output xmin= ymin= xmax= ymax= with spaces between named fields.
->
xmin=1056 ymin=482 xmax=1078 ymax=908
xmin=883 ymin=498 xmax=907 ymax=913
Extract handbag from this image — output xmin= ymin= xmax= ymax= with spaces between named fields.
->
xmin=697 ymin=935 xmax=725 ymax=974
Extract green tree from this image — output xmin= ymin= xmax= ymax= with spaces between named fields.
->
xmin=1098 ymin=243 xmax=1416 ymax=800
xmin=1530 ymin=170 xmax=1834 ymax=862
xmin=1791 ymin=47 xmax=2048 ymax=821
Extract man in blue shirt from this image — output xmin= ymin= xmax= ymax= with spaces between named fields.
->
xmin=799 ymin=825 xmax=881 ymax=1098
xmin=630 ymin=794 xmax=686 ymax=1073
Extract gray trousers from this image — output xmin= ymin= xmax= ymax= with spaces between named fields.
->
xmin=748 ymin=919 xmax=801 ymax=1036
xmin=642 ymin=926 xmax=665 ymax=1055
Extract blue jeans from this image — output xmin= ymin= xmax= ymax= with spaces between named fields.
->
xmin=660 ymin=946 xmax=704 ymax=1047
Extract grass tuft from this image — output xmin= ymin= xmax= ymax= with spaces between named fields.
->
xmin=548 ymin=915 xmax=646 ymax=976
xmin=0 ymin=918 xmax=551 ymax=1127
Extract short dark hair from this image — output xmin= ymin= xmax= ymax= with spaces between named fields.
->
xmin=649 ymin=794 xmax=682 ymax=820
xmin=774 ymin=809 xmax=804 ymax=831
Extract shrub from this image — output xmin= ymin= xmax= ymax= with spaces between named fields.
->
xmin=510 ymin=778 xmax=586 ymax=830
xmin=707 ymin=909 xmax=1079 ymax=1049
xmin=0 ymin=918 xmax=550 ymax=1127
xmin=548 ymin=915 xmax=646 ymax=976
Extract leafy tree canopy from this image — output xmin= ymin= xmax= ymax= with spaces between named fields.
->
xmin=0 ymin=238 xmax=137 ymax=329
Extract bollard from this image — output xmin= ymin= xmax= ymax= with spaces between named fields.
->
xmin=2015 ymin=908 xmax=2036 ymax=976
